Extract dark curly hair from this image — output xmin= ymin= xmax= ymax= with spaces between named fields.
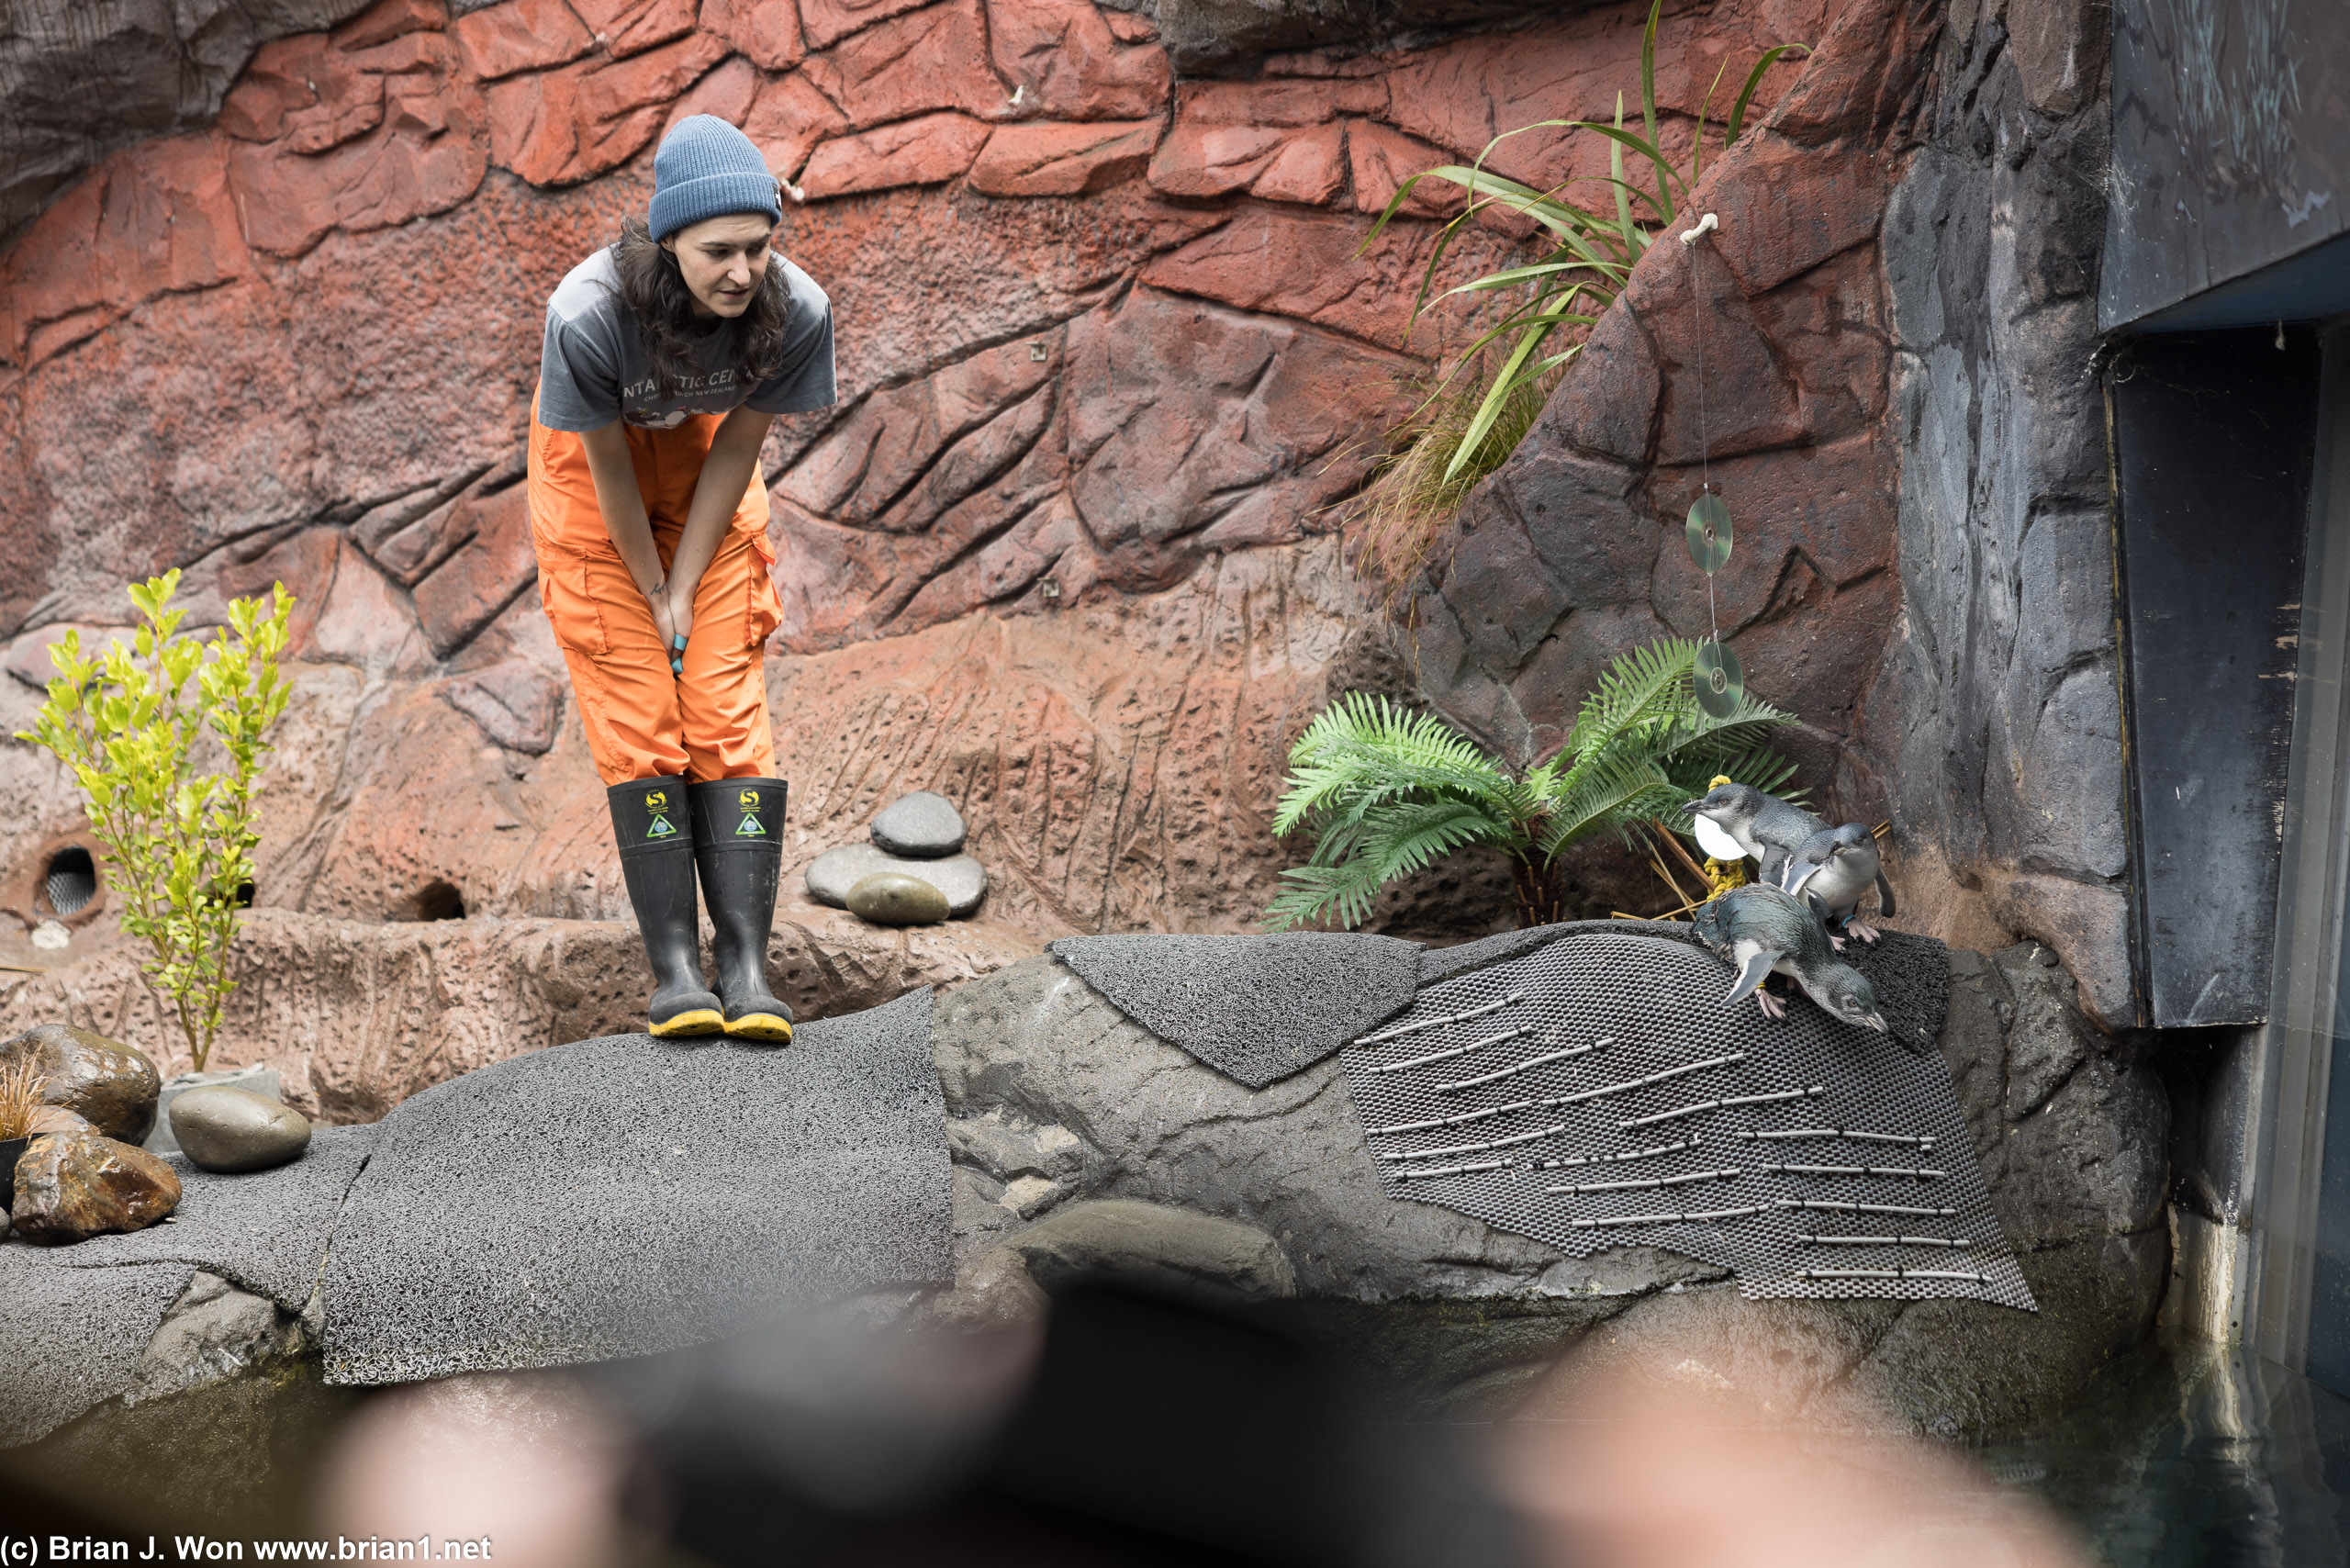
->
xmin=611 ymin=214 xmax=793 ymax=399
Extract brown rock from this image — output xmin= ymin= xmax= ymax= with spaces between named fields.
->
xmin=1344 ymin=120 xmax=1455 ymax=218
xmin=23 ymin=1105 xmax=95 ymax=1138
xmin=225 ymin=73 xmax=488 ymax=256
xmin=1146 ymin=118 xmax=1284 ymax=197
xmin=700 ymin=0 xmax=807 ymax=69
xmin=1251 ymin=120 xmax=1347 ymax=206
xmin=986 ymin=0 xmax=1169 ymax=120
xmin=332 ymin=0 xmax=449 ymax=51
xmin=413 ymin=487 xmax=536 ymax=658
xmin=802 ymin=114 xmax=994 ymax=199
xmin=453 ymin=0 xmax=597 ymax=81
xmin=801 ymin=1 xmax=1008 ymax=129
xmin=10 ymin=1132 xmax=181 ymax=1245
xmin=0 ymin=1024 xmax=162 ymax=1144
xmin=968 ymin=120 xmax=1158 ymax=198
xmin=486 ymin=31 xmax=730 ymax=186
xmin=797 ymin=0 xmax=931 ymax=52
xmin=567 ymin=0 xmax=699 ymax=58
xmin=744 ymin=71 xmax=851 ymax=180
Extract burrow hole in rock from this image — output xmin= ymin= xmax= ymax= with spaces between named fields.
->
xmin=408 ymin=881 xmax=466 ymax=922
xmin=40 ymin=846 xmax=96 ymax=916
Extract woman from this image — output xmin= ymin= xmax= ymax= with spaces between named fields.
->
xmin=528 ymin=115 xmax=834 ymax=1043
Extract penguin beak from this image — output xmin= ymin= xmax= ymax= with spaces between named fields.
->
xmin=1863 ymin=1012 xmax=1888 ymax=1033
xmin=1680 ymin=800 xmax=1703 ymax=814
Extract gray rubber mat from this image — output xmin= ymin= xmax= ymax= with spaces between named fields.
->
xmin=1050 ymin=933 xmax=1422 ymax=1088
xmin=319 ymin=989 xmax=953 ymax=1384
xmin=0 ymin=1252 xmax=192 ymax=1446
xmin=1341 ymin=926 xmax=2032 ymax=1308
xmin=48 ymin=1126 xmax=380 ymax=1309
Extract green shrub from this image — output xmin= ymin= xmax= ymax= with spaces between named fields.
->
xmin=1265 ymin=637 xmax=1796 ymax=930
xmin=18 ymin=570 xmax=295 ymax=1071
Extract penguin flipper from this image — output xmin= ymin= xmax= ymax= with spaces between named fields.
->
xmin=1874 ymin=871 xmax=1897 ymax=918
xmin=1726 ymin=950 xmax=1781 ymax=1004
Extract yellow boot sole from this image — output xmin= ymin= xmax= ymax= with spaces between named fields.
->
xmin=723 ymin=1012 xmax=794 ymax=1044
xmin=650 ymin=1007 xmax=725 ymax=1038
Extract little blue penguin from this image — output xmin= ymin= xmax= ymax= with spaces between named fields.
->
xmin=1683 ymin=782 xmax=1824 ymax=886
xmin=1779 ymin=823 xmax=1897 ymax=946
xmin=1691 ymin=883 xmax=1892 ymax=1037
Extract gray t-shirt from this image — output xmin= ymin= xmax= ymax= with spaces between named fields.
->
xmin=535 ymin=247 xmax=835 ymax=431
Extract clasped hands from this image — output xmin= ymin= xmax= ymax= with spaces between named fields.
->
xmin=644 ymin=577 xmax=696 ymax=676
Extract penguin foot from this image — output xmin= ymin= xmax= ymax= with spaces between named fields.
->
xmin=1754 ymin=989 xmax=1788 ymax=1021
xmin=1845 ymin=920 xmax=1883 ymax=944
xmin=1827 ymin=932 xmax=1848 ymax=952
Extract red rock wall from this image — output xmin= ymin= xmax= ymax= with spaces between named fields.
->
xmin=0 ymin=0 xmax=1825 ymax=968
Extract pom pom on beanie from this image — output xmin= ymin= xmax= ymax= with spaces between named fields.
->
xmin=649 ymin=116 xmax=782 ymax=241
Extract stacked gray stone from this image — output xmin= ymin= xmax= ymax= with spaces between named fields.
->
xmin=806 ymin=791 xmax=988 ymax=923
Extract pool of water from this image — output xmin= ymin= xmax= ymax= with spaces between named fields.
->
xmin=1985 ymin=1339 xmax=2350 ymax=1565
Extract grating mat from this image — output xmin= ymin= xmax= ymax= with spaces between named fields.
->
xmin=1340 ymin=924 xmax=2034 ymax=1309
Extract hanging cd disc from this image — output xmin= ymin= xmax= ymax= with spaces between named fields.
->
xmin=1685 ymin=493 xmax=1733 ymax=574
xmin=1693 ymin=637 xmax=1744 ymax=718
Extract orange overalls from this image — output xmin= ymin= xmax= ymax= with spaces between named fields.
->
xmin=527 ymin=398 xmax=783 ymax=785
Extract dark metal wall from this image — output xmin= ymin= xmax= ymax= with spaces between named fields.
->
xmin=2110 ymin=327 xmax=2319 ymax=1026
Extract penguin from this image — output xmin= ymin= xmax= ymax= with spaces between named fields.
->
xmin=1691 ymin=883 xmax=1892 ymax=1037
xmin=1779 ymin=823 xmax=1897 ymax=946
xmin=1683 ymin=782 xmax=1824 ymax=887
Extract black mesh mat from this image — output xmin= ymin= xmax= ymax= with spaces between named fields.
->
xmin=1340 ymin=924 xmax=2033 ymax=1309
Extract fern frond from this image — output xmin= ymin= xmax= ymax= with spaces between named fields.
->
xmin=1262 ymin=861 xmax=1391 ymax=932
xmin=1534 ymin=753 xmax=1678 ymax=859
xmin=1566 ymin=637 xmax=1697 ymax=760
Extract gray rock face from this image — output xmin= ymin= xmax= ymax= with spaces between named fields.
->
xmin=1882 ymin=0 xmax=2131 ymax=1025
xmin=125 ymin=1271 xmax=301 ymax=1406
xmin=932 ymin=944 xmax=2168 ymax=1432
xmin=807 ymin=845 xmax=986 ymax=916
xmin=0 ymin=0 xmax=377 ymax=239
xmin=169 ymin=1085 xmax=312 ymax=1174
xmin=848 ymin=872 xmax=952 ymax=926
xmin=954 ymin=1198 xmax=1300 ymax=1323
xmin=870 ymin=791 xmax=968 ymax=857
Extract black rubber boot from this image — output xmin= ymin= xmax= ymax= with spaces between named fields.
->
xmin=608 ymin=776 xmax=724 ymax=1038
xmin=688 ymin=778 xmax=795 ymax=1044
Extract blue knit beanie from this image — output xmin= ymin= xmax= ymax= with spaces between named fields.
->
xmin=648 ymin=116 xmax=782 ymax=241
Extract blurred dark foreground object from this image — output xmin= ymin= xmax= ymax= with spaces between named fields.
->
xmin=619 ymin=1282 xmax=1539 ymax=1568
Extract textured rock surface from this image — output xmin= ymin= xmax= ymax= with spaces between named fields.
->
xmin=0 ymin=1023 xmax=161 ymax=1143
xmin=10 ymin=1132 xmax=183 ymax=1244
xmin=0 ymin=906 xmax=1038 ymax=1121
xmin=870 ymin=790 xmax=968 ymax=857
xmin=1879 ymin=0 xmax=2129 ymax=1025
xmin=168 ymin=1085 xmax=314 ymax=1173
xmin=933 ymin=943 xmax=2167 ymax=1432
xmin=319 ymin=991 xmax=951 ymax=1383
xmin=810 ymin=845 xmax=987 ymax=916
xmin=847 ymin=871 xmax=954 ymax=925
